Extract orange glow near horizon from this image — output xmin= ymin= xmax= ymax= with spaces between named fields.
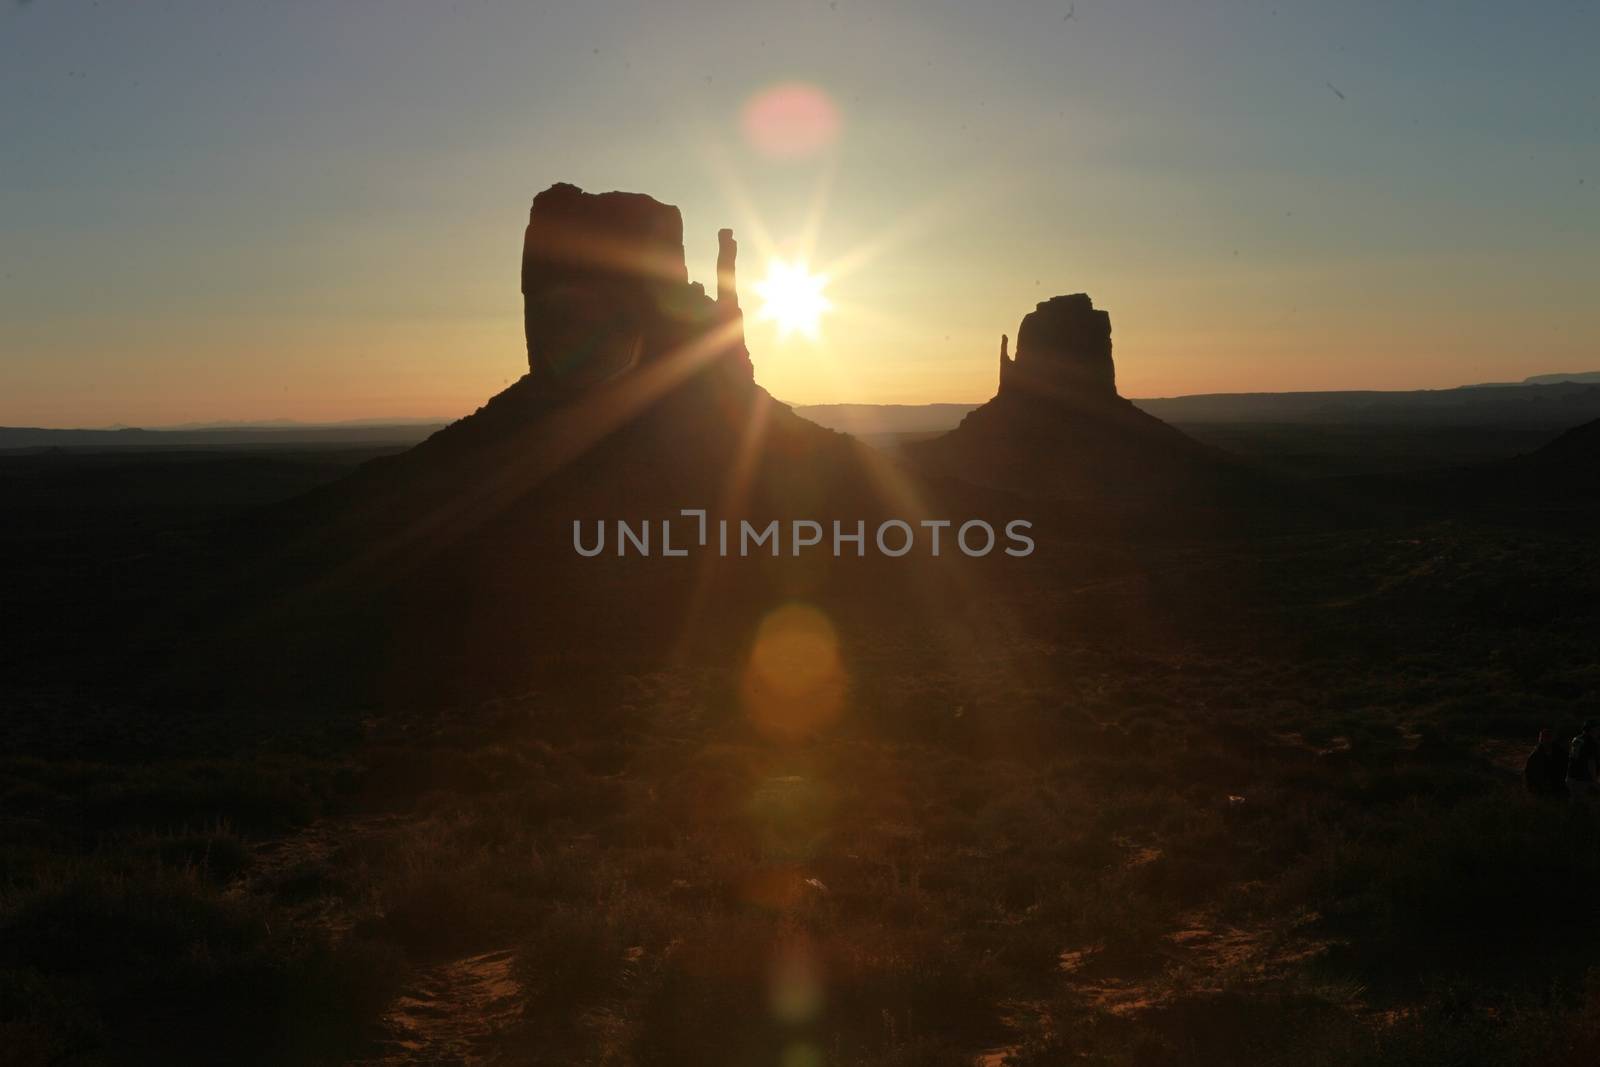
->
xmin=4 ymin=7 xmax=1598 ymax=429
xmin=5 ymin=92 xmax=1594 ymax=426
xmin=6 ymin=278 xmax=1591 ymax=429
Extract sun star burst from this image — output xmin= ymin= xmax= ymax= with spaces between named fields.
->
xmin=753 ymin=259 xmax=831 ymax=339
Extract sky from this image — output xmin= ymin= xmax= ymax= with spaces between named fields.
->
xmin=2 ymin=0 xmax=1597 ymax=427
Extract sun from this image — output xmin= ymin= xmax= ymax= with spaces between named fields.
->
xmin=753 ymin=259 xmax=831 ymax=339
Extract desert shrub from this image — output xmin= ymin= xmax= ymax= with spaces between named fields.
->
xmin=371 ymin=856 xmax=525 ymax=960
xmin=74 ymin=759 xmax=322 ymax=835
xmin=1288 ymin=793 xmax=1600 ymax=984
xmin=516 ymin=906 xmax=629 ymax=1018
xmin=1008 ymin=989 xmax=1374 ymax=1067
xmin=0 ymin=860 xmax=403 ymax=1064
xmin=1340 ymin=761 xmax=1494 ymax=805
xmin=513 ymin=896 xmax=676 ymax=1031
xmin=2 ymin=866 xmax=262 ymax=977
xmin=142 ymin=823 xmax=253 ymax=883
xmin=630 ymin=915 xmax=775 ymax=1064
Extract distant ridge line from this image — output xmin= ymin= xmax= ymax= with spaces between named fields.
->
xmin=6 ymin=373 xmax=1598 ymax=447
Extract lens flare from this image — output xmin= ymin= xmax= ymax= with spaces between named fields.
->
xmin=740 ymin=603 xmax=846 ymax=740
xmin=781 ymin=1044 xmax=823 ymax=1067
xmin=770 ymin=935 xmax=824 ymax=1024
xmin=741 ymin=82 xmax=841 ymax=159
xmin=748 ymin=774 xmax=834 ymax=862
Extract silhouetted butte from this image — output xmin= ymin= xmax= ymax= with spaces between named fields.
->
xmin=911 ymin=294 xmax=1235 ymax=501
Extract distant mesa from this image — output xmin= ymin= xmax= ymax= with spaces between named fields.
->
xmin=998 ymin=293 xmax=1116 ymax=402
xmin=1521 ymin=371 xmax=1600 ymax=386
xmin=910 ymin=293 xmax=1231 ymax=499
xmin=1461 ymin=370 xmax=1600 ymax=389
xmin=385 ymin=181 xmax=835 ymax=486
xmin=520 ymin=182 xmax=751 ymax=391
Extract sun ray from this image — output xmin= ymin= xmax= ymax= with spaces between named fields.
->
xmin=695 ymin=133 xmax=783 ymax=265
xmin=672 ymin=390 xmax=776 ymax=661
xmin=794 ymin=154 xmax=839 ymax=266
xmin=818 ymin=187 xmax=968 ymax=285
xmin=278 ymin=316 xmax=749 ymax=615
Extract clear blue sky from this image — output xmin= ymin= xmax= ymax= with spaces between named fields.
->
xmin=2 ymin=0 xmax=1596 ymax=426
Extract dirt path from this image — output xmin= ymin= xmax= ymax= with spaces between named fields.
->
xmin=248 ymin=816 xmax=527 ymax=1065
xmin=971 ymin=896 xmax=1335 ymax=1064
xmin=353 ymin=949 xmax=522 ymax=1066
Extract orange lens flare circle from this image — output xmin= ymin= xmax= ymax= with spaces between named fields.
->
xmin=740 ymin=603 xmax=846 ymax=741
xmin=740 ymin=82 xmax=841 ymax=159
xmin=769 ymin=933 xmax=824 ymax=1025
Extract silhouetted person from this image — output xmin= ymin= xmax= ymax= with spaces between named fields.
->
xmin=1566 ymin=719 xmax=1600 ymax=801
xmin=1525 ymin=727 xmax=1568 ymax=798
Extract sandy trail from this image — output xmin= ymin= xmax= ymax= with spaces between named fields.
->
xmin=354 ymin=948 xmax=522 ymax=1066
xmin=250 ymin=817 xmax=526 ymax=1065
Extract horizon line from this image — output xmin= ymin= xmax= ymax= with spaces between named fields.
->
xmin=6 ymin=370 xmax=1600 ymax=433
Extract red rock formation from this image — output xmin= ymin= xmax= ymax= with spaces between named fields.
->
xmin=911 ymin=293 xmax=1228 ymax=500
xmin=520 ymin=183 xmax=750 ymax=390
xmin=717 ymin=228 xmax=739 ymax=309
xmin=999 ymin=293 xmax=1115 ymax=401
